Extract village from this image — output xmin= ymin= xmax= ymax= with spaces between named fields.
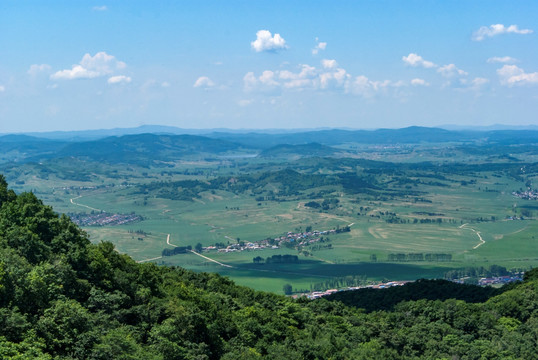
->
xmin=202 ymin=226 xmax=349 ymax=253
xmin=294 ymin=274 xmax=524 ymax=300
xmin=69 ymin=212 xmax=143 ymax=227
xmin=512 ymin=189 xmax=538 ymax=200
xmin=294 ymin=280 xmax=410 ymax=300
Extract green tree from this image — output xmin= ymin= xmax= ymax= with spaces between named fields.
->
xmin=283 ymin=284 xmax=293 ymax=295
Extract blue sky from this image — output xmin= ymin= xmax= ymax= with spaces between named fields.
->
xmin=1 ymin=1 xmax=537 ymax=132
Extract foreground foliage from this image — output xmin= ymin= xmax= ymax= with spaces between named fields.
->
xmin=1 ymin=175 xmax=538 ymax=359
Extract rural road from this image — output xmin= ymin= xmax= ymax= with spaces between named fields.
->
xmin=70 ymin=195 xmax=101 ymax=212
xmin=189 ymin=250 xmax=234 ymax=268
xmin=460 ymin=224 xmax=485 ymax=249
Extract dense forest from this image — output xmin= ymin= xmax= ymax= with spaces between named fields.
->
xmin=1 ymin=175 xmax=538 ymax=359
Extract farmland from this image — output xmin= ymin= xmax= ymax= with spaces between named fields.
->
xmin=1 ymin=128 xmax=537 ymax=294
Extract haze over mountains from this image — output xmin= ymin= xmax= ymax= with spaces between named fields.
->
xmin=1 ymin=126 xmax=538 ymax=165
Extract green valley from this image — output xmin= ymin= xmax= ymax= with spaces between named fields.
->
xmin=1 ymin=127 xmax=536 ymax=294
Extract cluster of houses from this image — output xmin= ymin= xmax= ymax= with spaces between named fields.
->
xmin=202 ymin=228 xmax=338 ymax=253
xmin=70 ymin=212 xmax=142 ymax=227
xmin=295 ymin=281 xmax=409 ymax=300
xmin=204 ymin=242 xmax=280 ymax=253
xmin=512 ymin=189 xmax=538 ymax=200
xmin=293 ymin=275 xmax=525 ymax=299
xmin=478 ymin=275 xmax=522 ymax=286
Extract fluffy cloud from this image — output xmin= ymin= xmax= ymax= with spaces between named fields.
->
xmin=410 ymin=78 xmax=429 ymax=86
xmin=251 ymin=30 xmax=287 ymax=52
xmin=92 ymin=5 xmax=108 ymax=11
xmin=28 ymin=64 xmax=52 ymax=76
xmin=497 ymin=65 xmax=538 ymax=86
xmin=321 ymin=59 xmax=337 ymax=69
xmin=108 ymin=75 xmax=132 ymax=84
xmin=472 ymin=24 xmax=533 ymax=41
xmin=402 ymin=53 xmax=436 ymax=68
xmin=279 ymin=65 xmax=317 ymax=89
xmin=487 ymin=56 xmax=518 ymax=64
xmin=259 ymin=71 xmax=279 ymax=86
xmin=0 ymin=85 xmax=5 ymax=92
xmin=437 ymin=64 xmax=468 ymax=77
xmin=51 ymin=52 xmax=126 ymax=80
xmin=244 ymin=61 xmax=396 ymax=97
xmin=319 ymin=68 xmax=349 ymax=89
xmin=312 ymin=39 xmax=327 ymax=55
xmin=193 ymin=76 xmax=215 ymax=88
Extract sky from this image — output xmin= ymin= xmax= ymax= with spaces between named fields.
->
xmin=0 ymin=0 xmax=537 ymax=133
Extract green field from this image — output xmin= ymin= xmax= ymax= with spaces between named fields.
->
xmin=3 ymin=141 xmax=537 ymax=294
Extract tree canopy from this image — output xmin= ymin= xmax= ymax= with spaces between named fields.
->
xmin=1 ymin=177 xmax=538 ymax=359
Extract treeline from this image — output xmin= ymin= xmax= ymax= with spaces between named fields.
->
xmin=304 ymin=198 xmax=340 ymax=210
xmin=161 ymin=245 xmax=192 ymax=256
xmin=309 ymin=275 xmax=368 ymax=292
xmin=387 ymin=253 xmax=452 ymax=262
xmin=444 ymin=265 xmax=514 ymax=280
xmin=253 ymin=254 xmax=299 ymax=264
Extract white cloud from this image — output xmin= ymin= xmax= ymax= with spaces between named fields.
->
xmin=28 ymin=64 xmax=52 ymax=76
xmin=402 ymin=53 xmax=436 ymax=68
xmin=51 ymin=52 xmax=126 ymax=80
xmin=312 ymin=39 xmax=327 ymax=55
xmin=107 ymin=75 xmax=131 ymax=84
xmin=471 ymin=77 xmax=489 ymax=86
xmin=92 ymin=5 xmax=108 ymax=11
xmin=472 ymin=24 xmax=533 ymax=41
xmin=161 ymin=82 xmax=170 ymax=88
xmin=497 ymin=65 xmax=538 ymax=86
xmin=245 ymin=62 xmax=397 ymax=98
xmin=437 ymin=64 xmax=468 ymax=77
xmin=0 ymin=85 xmax=5 ymax=92
xmin=320 ymin=68 xmax=349 ymax=89
xmin=321 ymin=59 xmax=337 ymax=69
xmin=51 ymin=65 xmax=101 ymax=80
xmin=410 ymin=78 xmax=429 ymax=86
xmin=251 ymin=30 xmax=287 ymax=52
xmin=487 ymin=56 xmax=518 ymax=64
xmin=193 ymin=76 xmax=215 ymax=88
xmin=279 ymin=64 xmax=317 ymax=89
xmin=259 ymin=71 xmax=279 ymax=86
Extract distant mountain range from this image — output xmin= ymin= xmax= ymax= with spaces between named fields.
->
xmin=1 ymin=126 xmax=537 ymax=164
xmin=2 ymin=124 xmax=538 ymax=141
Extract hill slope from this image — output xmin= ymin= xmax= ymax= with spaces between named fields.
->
xmin=55 ymin=133 xmax=247 ymax=164
xmin=1 ymin=175 xmax=538 ymax=359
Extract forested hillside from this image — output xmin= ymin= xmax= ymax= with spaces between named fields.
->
xmin=1 ymin=175 xmax=538 ymax=359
